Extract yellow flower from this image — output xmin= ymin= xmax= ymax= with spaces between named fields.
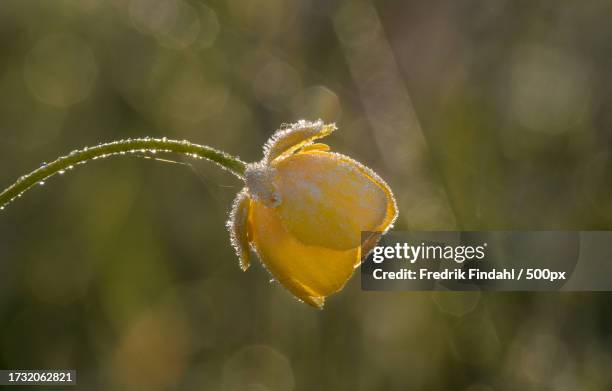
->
xmin=227 ymin=120 xmax=397 ymax=308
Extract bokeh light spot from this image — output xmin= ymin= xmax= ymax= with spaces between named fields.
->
xmin=431 ymin=290 xmax=481 ymax=317
xmin=223 ymin=345 xmax=294 ymax=391
xmin=508 ymin=45 xmax=592 ymax=133
xmin=292 ymin=85 xmax=342 ymax=122
xmin=111 ymin=305 xmax=192 ymax=390
xmin=159 ymin=63 xmax=229 ymax=124
xmin=130 ymin=0 xmax=219 ymax=50
xmin=253 ymin=60 xmax=300 ymax=110
xmin=24 ymin=33 xmax=97 ymax=107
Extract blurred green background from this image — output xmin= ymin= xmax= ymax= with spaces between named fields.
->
xmin=1 ymin=0 xmax=612 ymax=390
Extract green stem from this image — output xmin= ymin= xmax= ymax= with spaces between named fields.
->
xmin=0 ymin=138 xmax=247 ymax=210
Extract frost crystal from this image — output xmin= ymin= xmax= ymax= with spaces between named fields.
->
xmin=226 ymin=188 xmax=251 ymax=271
xmin=244 ymin=162 xmax=281 ymax=208
xmin=263 ymin=119 xmax=336 ymax=162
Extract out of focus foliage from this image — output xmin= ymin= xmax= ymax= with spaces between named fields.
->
xmin=1 ymin=0 xmax=612 ymax=389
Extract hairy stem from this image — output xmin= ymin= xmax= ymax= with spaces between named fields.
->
xmin=0 ymin=138 xmax=247 ymax=209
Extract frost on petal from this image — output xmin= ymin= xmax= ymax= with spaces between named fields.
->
xmin=226 ymin=188 xmax=252 ymax=271
xmin=249 ymin=200 xmax=360 ymax=309
xmin=263 ymin=120 xmax=336 ymax=163
xmin=272 ymin=150 xmax=397 ymax=251
xmin=244 ymin=162 xmax=281 ymax=208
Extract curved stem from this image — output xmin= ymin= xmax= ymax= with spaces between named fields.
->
xmin=0 ymin=138 xmax=247 ymax=210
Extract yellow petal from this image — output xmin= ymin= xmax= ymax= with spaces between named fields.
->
xmin=272 ymin=150 xmax=397 ymax=250
xmin=264 ymin=120 xmax=336 ymax=162
xmin=227 ymin=189 xmax=252 ymax=271
xmin=300 ymin=143 xmax=330 ymax=153
xmin=360 ymin=231 xmax=382 ymax=262
xmin=249 ymin=200 xmax=359 ymax=308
